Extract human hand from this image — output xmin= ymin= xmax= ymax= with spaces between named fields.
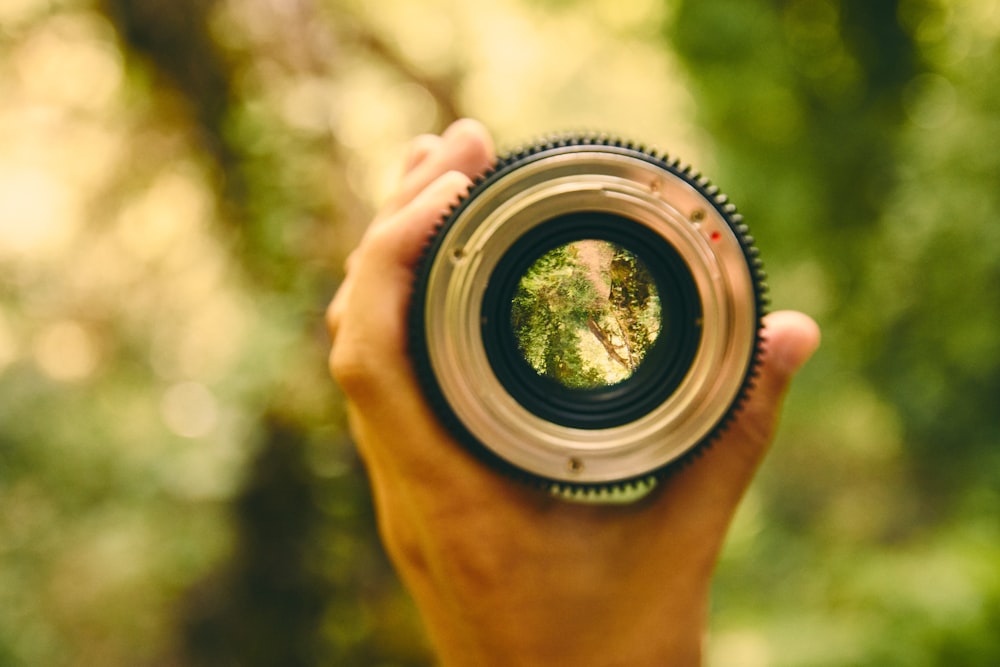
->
xmin=328 ymin=119 xmax=821 ymax=666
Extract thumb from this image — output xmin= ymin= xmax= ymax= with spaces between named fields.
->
xmin=653 ymin=310 xmax=820 ymax=523
xmin=716 ymin=309 xmax=821 ymax=474
xmin=756 ymin=310 xmax=822 ymax=405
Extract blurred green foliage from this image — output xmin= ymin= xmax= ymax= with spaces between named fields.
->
xmin=0 ymin=0 xmax=997 ymax=665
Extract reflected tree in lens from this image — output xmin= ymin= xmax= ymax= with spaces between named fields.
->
xmin=511 ymin=241 xmax=661 ymax=389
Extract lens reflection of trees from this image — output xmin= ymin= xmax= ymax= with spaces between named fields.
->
xmin=511 ymin=241 xmax=661 ymax=389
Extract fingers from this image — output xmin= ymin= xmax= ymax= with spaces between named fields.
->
xmin=329 ymin=120 xmax=501 ymax=500
xmin=378 ymin=119 xmax=495 ymax=222
xmin=363 ymin=170 xmax=475 ymax=272
xmin=325 ymin=250 xmax=357 ymax=344
xmin=401 ymin=134 xmax=443 ymax=175
xmin=733 ymin=310 xmax=822 ymax=452
xmin=328 ymin=118 xmax=497 ymax=376
xmin=329 ymin=170 xmax=476 ymax=399
xmin=328 ymin=170 xmax=492 ymax=499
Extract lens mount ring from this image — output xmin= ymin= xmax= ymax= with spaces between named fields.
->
xmin=409 ymin=137 xmax=766 ymax=492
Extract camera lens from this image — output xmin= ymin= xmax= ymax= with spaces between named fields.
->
xmin=409 ymin=135 xmax=766 ymax=494
xmin=480 ymin=210 xmax=703 ymax=431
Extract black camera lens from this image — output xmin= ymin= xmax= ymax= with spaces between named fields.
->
xmin=409 ymin=135 xmax=767 ymax=496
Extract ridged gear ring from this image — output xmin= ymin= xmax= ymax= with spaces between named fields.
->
xmin=409 ymin=134 xmax=767 ymax=500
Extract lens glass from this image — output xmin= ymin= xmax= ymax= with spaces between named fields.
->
xmin=510 ymin=240 xmax=662 ymax=390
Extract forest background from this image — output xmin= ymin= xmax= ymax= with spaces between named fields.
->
xmin=1 ymin=0 xmax=998 ymax=665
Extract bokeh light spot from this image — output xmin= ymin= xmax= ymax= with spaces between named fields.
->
xmin=33 ymin=320 xmax=100 ymax=382
xmin=0 ymin=165 xmax=79 ymax=258
xmin=160 ymin=381 xmax=219 ymax=439
xmin=903 ymin=72 xmax=958 ymax=129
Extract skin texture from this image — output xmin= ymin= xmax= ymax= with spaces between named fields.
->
xmin=327 ymin=119 xmax=821 ymax=666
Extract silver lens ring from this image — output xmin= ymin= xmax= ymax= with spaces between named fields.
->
xmin=409 ymin=137 xmax=766 ymax=492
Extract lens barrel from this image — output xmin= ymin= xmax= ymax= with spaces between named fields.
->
xmin=409 ymin=135 xmax=767 ymax=495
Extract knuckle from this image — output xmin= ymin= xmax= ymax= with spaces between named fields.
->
xmin=325 ymin=298 xmax=341 ymax=335
xmin=364 ymin=216 xmax=399 ymax=247
xmin=329 ymin=340 xmax=373 ymax=396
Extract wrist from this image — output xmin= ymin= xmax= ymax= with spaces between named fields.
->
xmin=420 ymin=591 xmax=707 ymax=667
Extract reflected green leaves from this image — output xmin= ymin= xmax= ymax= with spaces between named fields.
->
xmin=510 ymin=240 xmax=661 ymax=389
